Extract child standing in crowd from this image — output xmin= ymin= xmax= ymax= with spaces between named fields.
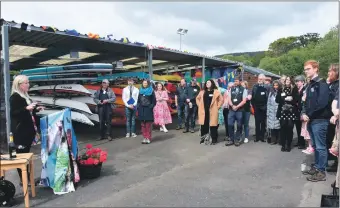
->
xmin=276 ymin=76 xmax=299 ymax=152
xmin=137 ymin=80 xmax=156 ymax=144
xmin=154 ymin=83 xmax=172 ymax=133
xmin=300 ymin=80 xmax=314 ymax=154
xmin=266 ymin=80 xmax=281 ymax=145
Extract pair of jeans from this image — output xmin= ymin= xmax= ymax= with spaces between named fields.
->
xmin=228 ymin=110 xmax=243 ymax=142
xmin=254 ymin=106 xmax=266 ymax=141
xmin=185 ymin=105 xmax=197 ymax=130
xmin=242 ymin=111 xmax=251 ymax=138
xmin=308 ymin=119 xmax=329 ymax=172
xmin=125 ymin=107 xmax=136 ymax=134
xmin=141 ymin=121 xmax=152 ymax=140
xmin=98 ymin=106 xmax=112 ymax=138
xmin=223 ymin=108 xmax=229 ymax=138
xmin=177 ymin=103 xmax=186 ymax=127
xmin=280 ymin=120 xmax=294 ymax=148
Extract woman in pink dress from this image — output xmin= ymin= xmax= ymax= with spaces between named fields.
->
xmin=154 ymin=83 xmax=172 ymax=132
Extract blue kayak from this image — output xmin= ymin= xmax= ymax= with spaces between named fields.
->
xmin=21 ymin=63 xmax=114 ymax=75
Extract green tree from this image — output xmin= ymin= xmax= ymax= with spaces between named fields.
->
xmin=267 ymin=36 xmax=298 ymax=57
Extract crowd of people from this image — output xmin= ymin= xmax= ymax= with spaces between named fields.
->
xmin=8 ymin=60 xmax=339 ymax=186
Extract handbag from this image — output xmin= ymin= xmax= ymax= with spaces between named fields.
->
xmin=320 ymin=180 xmax=339 ymax=207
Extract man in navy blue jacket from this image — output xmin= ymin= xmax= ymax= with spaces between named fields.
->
xmin=301 ymin=60 xmax=332 ymax=182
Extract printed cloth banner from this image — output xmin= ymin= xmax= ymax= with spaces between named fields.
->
xmin=40 ymin=108 xmax=79 ymax=195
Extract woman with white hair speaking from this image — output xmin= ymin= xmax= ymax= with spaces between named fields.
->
xmin=10 ymin=75 xmax=44 ymax=185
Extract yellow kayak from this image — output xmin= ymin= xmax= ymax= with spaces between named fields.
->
xmin=161 ymin=75 xmax=182 ymax=82
xmin=153 ymin=74 xmax=168 ymax=81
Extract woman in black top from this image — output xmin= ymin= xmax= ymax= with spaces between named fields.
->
xmin=10 ymin=75 xmax=44 ymax=184
xmin=196 ymin=79 xmax=223 ymax=145
xmin=275 ymin=76 xmax=299 ymax=152
xmin=137 ymin=80 xmax=156 ymax=144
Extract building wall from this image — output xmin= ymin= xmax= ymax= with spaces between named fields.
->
xmin=242 ymin=71 xmax=279 ymax=89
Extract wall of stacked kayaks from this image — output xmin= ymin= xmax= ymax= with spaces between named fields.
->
xmin=19 ymin=63 xmax=239 ymax=126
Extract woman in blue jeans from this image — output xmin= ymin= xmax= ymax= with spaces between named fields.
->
xmin=241 ymin=81 xmax=251 ymax=143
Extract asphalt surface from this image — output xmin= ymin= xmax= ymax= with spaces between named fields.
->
xmin=3 ymin=116 xmax=336 ymax=207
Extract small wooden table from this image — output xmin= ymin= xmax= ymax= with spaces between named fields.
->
xmin=0 ymin=153 xmax=36 ymax=207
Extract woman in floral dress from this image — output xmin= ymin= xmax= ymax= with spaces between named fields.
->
xmin=153 ymin=83 xmax=172 ymax=132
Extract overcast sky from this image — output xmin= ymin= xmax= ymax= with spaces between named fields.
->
xmin=2 ymin=2 xmax=338 ymax=56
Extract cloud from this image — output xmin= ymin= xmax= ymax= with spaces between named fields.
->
xmin=1 ymin=2 xmax=338 ymax=56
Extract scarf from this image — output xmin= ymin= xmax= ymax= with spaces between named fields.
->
xmin=140 ymin=86 xmax=153 ymax=96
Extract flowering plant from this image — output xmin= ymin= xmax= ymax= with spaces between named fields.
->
xmin=78 ymin=144 xmax=108 ymax=165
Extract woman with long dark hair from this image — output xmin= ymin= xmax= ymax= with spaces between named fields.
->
xmin=267 ymin=80 xmax=281 ymax=145
xmin=196 ymin=79 xmax=223 ymax=145
xmin=276 ymin=76 xmax=299 ymax=152
xmin=137 ymin=79 xmax=156 ymax=144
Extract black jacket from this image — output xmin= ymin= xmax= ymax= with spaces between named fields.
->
xmin=302 ymin=76 xmax=332 ymax=120
xmin=275 ymin=86 xmax=299 ymax=119
xmin=137 ymin=92 xmax=156 ymax=122
xmin=186 ymin=85 xmax=200 ymax=106
xmin=10 ymin=93 xmax=37 ymax=147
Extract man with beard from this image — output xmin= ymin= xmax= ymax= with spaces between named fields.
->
xmin=184 ymin=78 xmax=200 ymax=133
xmin=175 ymin=79 xmax=188 ymax=130
xmin=225 ymin=77 xmax=247 ymax=147
xmin=250 ymin=74 xmax=268 ymax=142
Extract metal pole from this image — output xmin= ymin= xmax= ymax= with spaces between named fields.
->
xmin=202 ymin=58 xmax=205 ymax=88
xmin=148 ymin=49 xmax=153 ymax=80
xmin=2 ymin=24 xmax=10 ymax=152
xmin=179 ymin=34 xmax=182 ymax=51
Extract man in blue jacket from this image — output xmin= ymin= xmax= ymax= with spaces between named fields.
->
xmin=301 ymin=60 xmax=332 ymax=182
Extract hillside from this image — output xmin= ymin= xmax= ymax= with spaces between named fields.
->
xmin=215 ymin=51 xmax=265 ymax=58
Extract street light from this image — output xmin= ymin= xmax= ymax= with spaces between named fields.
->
xmin=177 ymin=28 xmax=188 ymax=51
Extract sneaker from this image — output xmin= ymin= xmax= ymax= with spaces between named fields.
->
xmin=163 ymin=128 xmax=168 ymax=133
xmin=160 ymin=127 xmax=164 ymax=132
xmin=145 ymin=139 xmax=151 ymax=144
xmin=235 ymin=141 xmax=240 ymax=147
xmin=190 ymin=129 xmax=195 ymax=133
xmin=306 ymin=170 xmax=326 ymax=182
xmin=302 ymin=166 xmax=317 ymax=175
xmin=131 ymin=133 xmax=137 ymax=138
xmin=126 ymin=133 xmax=131 ymax=138
xmin=183 ymin=129 xmax=189 ymax=133
xmin=176 ymin=126 xmax=182 ymax=130
xmin=141 ymin=138 xmax=147 ymax=144
xmin=108 ymin=136 xmax=113 ymax=141
xmin=244 ymin=138 xmax=249 ymax=143
xmin=302 ymin=147 xmax=314 ymax=155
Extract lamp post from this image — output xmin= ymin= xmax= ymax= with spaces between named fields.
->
xmin=177 ymin=28 xmax=188 ymax=51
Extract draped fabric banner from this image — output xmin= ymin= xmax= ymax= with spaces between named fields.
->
xmin=40 ymin=108 xmax=79 ymax=195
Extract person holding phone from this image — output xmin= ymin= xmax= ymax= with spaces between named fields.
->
xmin=10 ymin=75 xmax=44 ymax=186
